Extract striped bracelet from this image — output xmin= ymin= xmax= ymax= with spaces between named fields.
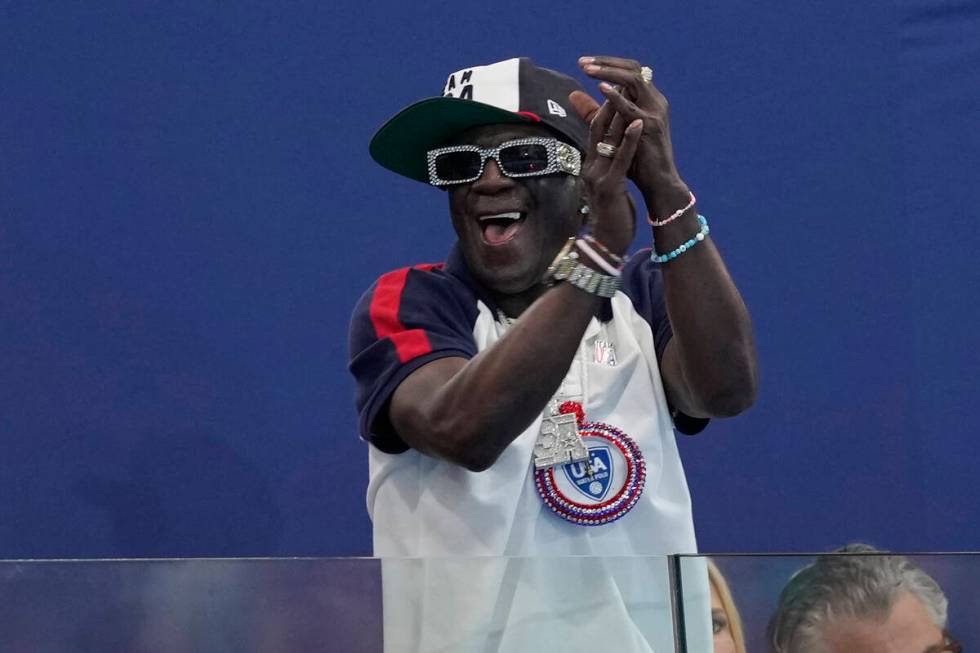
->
xmin=650 ymin=214 xmax=710 ymax=263
xmin=576 ymin=238 xmax=622 ymax=277
xmin=582 ymin=233 xmax=625 ymax=265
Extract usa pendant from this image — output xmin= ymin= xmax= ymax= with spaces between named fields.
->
xmin=533 ymin=412 xmax=589 ymax=470
xmin=534 ymin=421 xmax=646 ymax=526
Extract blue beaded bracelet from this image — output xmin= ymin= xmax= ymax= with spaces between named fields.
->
xmin=650 ymin=214 xmax=710 ymax=264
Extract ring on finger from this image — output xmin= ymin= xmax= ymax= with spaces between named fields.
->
xmin=596 ymin=142 xmax=618 ymax=158
xmin=640 ymin=66 xmax=653 ymax=83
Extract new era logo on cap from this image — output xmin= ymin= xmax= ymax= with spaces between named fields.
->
xmin=547 ymin=99 xmax=567 ymax=117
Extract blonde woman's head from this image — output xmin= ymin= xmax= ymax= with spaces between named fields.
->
xmin=709 ymin=558 xmax=747 ymax=653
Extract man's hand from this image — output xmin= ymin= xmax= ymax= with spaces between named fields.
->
xmin=569 ymin=56 xmax=692 ymax=220
xmin=578 ymin=98 xmax=643 ymax=256
xmin=570 ymin=55 xmax=759 ymax=420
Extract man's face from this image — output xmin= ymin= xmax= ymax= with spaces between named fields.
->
xmin=446 ymin=124 xmax=582 ymax=297
xmin=818 ymin=593 xmax=948 ymax=653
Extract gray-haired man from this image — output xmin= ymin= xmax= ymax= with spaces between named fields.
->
xmin=768 ymin=544 xmax=959 ymax=653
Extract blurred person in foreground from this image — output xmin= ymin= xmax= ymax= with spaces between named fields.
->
xmin=768 ymin=544 xmax=959 ymax=653
xmin=709 ymin=559 xmax=747 ymax=653
xmin=350 ymin=55 xmax=757 ymax=651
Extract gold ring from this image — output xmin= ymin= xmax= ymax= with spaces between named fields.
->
xmin=596 ymin=142 xmax=617 ymax=158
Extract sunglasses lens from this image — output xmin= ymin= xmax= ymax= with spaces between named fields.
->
xmin=499 ymin=143 xmax=550 ymax=175
xmin=435 ymin=151 xmax=482 ymax=182
xmin=500 ymin=144 xmax=548 ymax=175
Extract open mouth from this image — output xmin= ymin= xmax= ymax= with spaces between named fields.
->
xmin=479 ymin=211 xmax=526 ymax=246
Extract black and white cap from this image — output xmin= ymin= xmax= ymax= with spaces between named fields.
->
xmin=370 ymin=57 xmax=590 ymax=184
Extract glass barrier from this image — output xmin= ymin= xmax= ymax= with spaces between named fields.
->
xmin=0 ymin=556 xmax=684 ymax=653
xmin=9 ymin=554 xmax=971 ymax=651
xmin=0 ymin=558 xmax=383 ymax=652
xmin=676 ymin=553 xmax=980 ymax=653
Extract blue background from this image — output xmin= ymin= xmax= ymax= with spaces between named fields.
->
xmin=1 ymin=0 xmax=978 ymax=557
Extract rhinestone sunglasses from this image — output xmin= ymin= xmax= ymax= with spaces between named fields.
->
xmin=426 ymin=137 xmax=581 ymax=186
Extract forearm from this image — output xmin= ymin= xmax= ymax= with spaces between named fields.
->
xmin=397 ymin=282 xmax=601 ymax=471
xmin=647 ymin=183 xmax=758 ymax=417
xmin=572 ymin=55 xmax=757 ymax=418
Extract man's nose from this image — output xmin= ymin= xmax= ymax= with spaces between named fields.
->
xmin=470 ymin=158 xmax=514 ymax=192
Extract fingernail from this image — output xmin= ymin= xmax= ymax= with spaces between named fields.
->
xmin=599 ymin=82 xmax=613 ymax=92
xmin=585 ymin=64 xmax=601 ymax=74
xmin=630 ymin=119 xmax=643 ymax=129
xmin=579 ymin=56 xmax=595 ymax=65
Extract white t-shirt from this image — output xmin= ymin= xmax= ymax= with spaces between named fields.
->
xmin=350 ymin=244 xmax=711 ymax=652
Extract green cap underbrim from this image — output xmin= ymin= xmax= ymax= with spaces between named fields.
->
xmin=369 ymin=97 xmax=536 ymax=184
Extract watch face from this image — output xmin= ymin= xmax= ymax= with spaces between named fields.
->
xmin=566 ymin=263 xmax=580 ymax=281
xmin=559 ymin=255 xmax=579 ymax=279
xmin=545 ymin=238 xmax=577 ymax=279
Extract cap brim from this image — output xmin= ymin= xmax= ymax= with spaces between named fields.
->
xmin=369 ymin=97 xmax=534 ymax=184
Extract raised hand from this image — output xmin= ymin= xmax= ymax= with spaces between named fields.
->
xmin=574 ymin=84 xmax=644 ymax=256
xmin=570 ymin=56 xmax=692 ymax=219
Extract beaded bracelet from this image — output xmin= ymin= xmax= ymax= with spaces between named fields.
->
xmin=650 ymin=214 xmax=710 ymax=263
xmin=648 ymin=191 xmax=696 ymax=227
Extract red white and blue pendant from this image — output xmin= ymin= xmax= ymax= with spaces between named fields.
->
xmin=534 ymin=402 xmax=646 ymax=526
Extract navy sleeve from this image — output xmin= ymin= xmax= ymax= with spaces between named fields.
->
xmin=348 ymin=264 xmax=480 ymax=452
xmin=620 ymin=249 xmax=709 ymax=436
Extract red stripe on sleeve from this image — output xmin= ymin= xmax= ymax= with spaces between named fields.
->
xmin=368 ymin=265 xmax=442 ymax=364
xmin=387 ymin=330 xmax=433 ymax=363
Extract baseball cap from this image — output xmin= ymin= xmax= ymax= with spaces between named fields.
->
xmin=369 ymin=57 xmax=590 ymax=184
